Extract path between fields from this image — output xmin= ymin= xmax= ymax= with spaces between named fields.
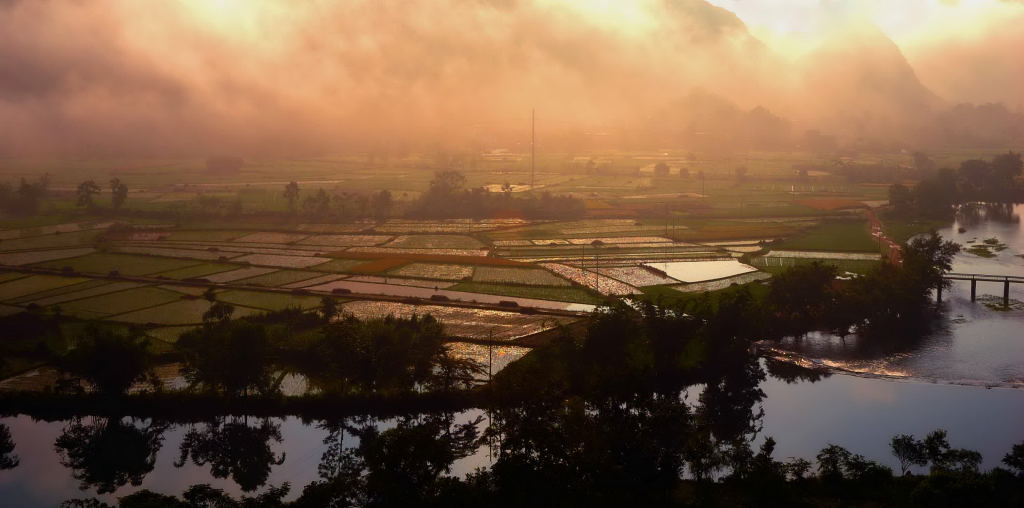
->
xmin=864 ymin=207 xmax=902 ymax=265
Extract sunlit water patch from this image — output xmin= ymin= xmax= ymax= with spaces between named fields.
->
xmin=644 ymin=259 xmax=757 ymax=283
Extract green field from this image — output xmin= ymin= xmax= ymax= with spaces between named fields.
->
xmin=233 ymin=269 xmax=324 ymax=287
xmin=0 ymin=230 xmax=100 ymax=251
xmin=882 ymin=218 xmax=949 ymax=244
xmin=472 ymin=266 xmax=570 ymax=286
xmin=109 ymin=298 xmax=262 ymax=325
xmin=0 ymin=272 xmax=29 ymax=284
xmin=153 ymin=262 xmax=241 ymax=280
xmin=26 ymin=281 xmax=147 ymax=307
xmin=166 ymin=230 xmax=249 ymax=241
xmin=216 ymin=289 xmax=323 ymax=311
xmin=773 ymin=220 xmax=879 ymax=252
xmin=32 ymin=252 xmax=201 ymax=276
xmin=313 ymin=258 xmax=366 ymax=273
xmin=7 ymin=279 xmax=110 ymax=304
xmin=59 ymin=286 xmax=183 ymax=317
xmin=0 ymin=275 xmax=91 ymax=301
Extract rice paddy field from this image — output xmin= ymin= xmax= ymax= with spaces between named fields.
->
xmin=0 ymin=152 xmax=915 ymax=359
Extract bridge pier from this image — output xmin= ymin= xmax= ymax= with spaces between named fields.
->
xmin=942 ymin=273 xmax=1022 ymax=307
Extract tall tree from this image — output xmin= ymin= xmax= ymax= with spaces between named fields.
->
xmin=109 ymin=177 xmax=129 ymax=210
xmin=76 ymin=180 xmax=101 ymax=209
xmin=0 ymin=424 xmax=17 ymax=470
xmin=370 ymin=190 xmax=392 ymax=219
xmin=177 ymin=320 xmax=275 ymax=396
xmin=57 ymin=325 xmax=154 ymax=396
xmin=283 ymin=181 xmax=300 ymax=213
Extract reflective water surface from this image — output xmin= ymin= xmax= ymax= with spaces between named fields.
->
xmin=2 ymin=366 xmax=1022 ymax=506
xmin=764 ymin=203 xmax=1024 ymax=387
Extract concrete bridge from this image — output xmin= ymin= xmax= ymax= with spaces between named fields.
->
xmin=939 ymin=272 xmax=1024 ymax=306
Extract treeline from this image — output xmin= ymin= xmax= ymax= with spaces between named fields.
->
xmin=0 ymin=175 xmax=50 ymax=216
xmin=44 ymin=296 xmax=480 ymax=400
xmin=409 ymin=170 xmax=585 ymax=219
xmin=889 ymin=151 xmax=1023 ymax=217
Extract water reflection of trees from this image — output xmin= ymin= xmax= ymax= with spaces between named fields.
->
xmin=957 ymin=202 xmax=1020 ymax=226
xmin=0 ymin=423 xmax=18 ymax=470
xmin=54 ymin=417 xmax=166 ymax=494
xmin=290 ymin=359 xmax=769 ymax=506
xmin=174 ymin=417 xmax=286 ymax=492
xmin=297 ymin=412 xmax=483 ymax=506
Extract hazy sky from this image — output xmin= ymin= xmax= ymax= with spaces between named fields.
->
xmin=0 ymin=0 xmax=1021 ymax=156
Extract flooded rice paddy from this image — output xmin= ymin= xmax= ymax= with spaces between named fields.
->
xmin=645 ymin=259 xmax=758 ymax=283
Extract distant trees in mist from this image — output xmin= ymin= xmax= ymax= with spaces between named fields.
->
xmin=890 ymin=151 xmax=1023 ymax=217
xmin=410 ymin=170 xmax=585 ymax=220
xmin=0 ymin=175 xmax=49 ymax=216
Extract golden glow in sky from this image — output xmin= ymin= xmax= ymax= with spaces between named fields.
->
xmin=707 ymin=0 xmax=1023 ymax=53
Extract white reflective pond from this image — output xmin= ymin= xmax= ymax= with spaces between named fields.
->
xmin=644 ymin=259 xmax=758 ymax=283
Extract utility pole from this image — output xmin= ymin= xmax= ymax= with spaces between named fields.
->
xmin=531 ymin=109 xmax=536 ymax=193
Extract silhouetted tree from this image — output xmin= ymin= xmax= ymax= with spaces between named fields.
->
xmin=891 ymin=434 xmax=928 ymax=475
xmin=76 ymin=180 xmax=102 ymax=209
xmin=319 ymin=296 xmax=338 ymax=323
xmin=301 ymin=188 xmax=331 ymax=217
xmin=202 ymin=301 xmax=235 ymax=324
xmin=1004 ymin=441 xmax=1024 ymax=478
xmin=888 ymin=183 xmax=913 ymax=215
xmin=109 ymin=178 xmax=128 ymax=210
xmin=57 ymin=325 xmax=154 ymax=396
xmin=0 ymin=424 xmax=18 ymax=470
xmin=283 ymin=181 xmax=300 ymax=213
xmin=370 ymin=189 xmax=392 ymax=219
xmin=177 ymin=320 xmax=275 ymax=396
